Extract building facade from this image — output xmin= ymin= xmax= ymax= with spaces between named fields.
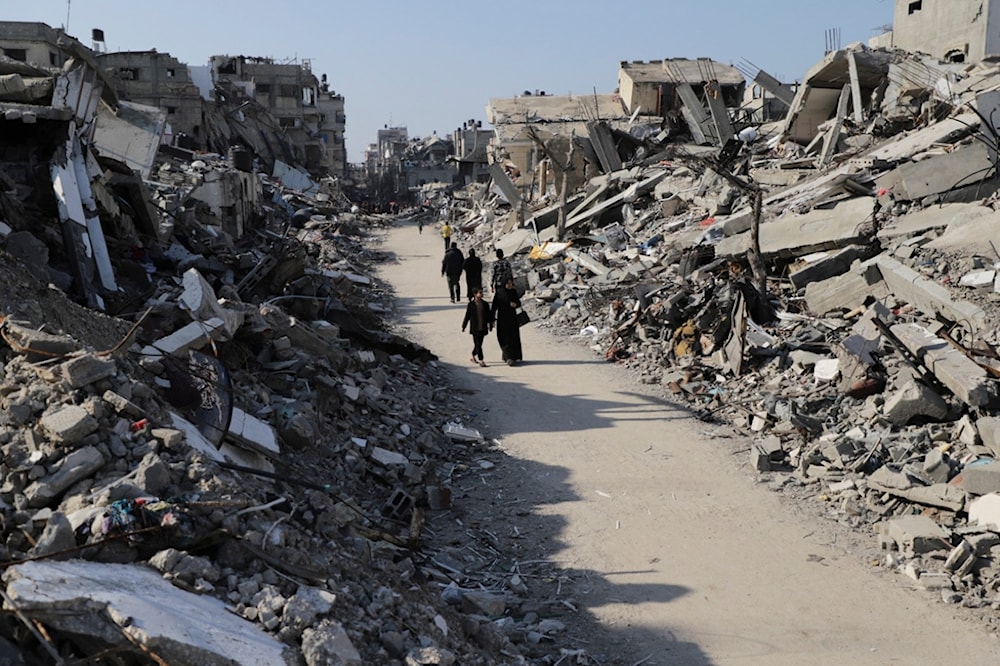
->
xmin=97 ymin=51 xmax=203 ymax=146
xmin=0 ymin=21 xmax=68 ymax=68
xmin=891 ymin=0 xmax=1000 ymax=63
xmin=210 ymin=55 xmax=347 ymax=178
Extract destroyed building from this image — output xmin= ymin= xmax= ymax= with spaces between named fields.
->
xmin=451 ymin=119 xmax=493 ymax=186
xmin=617 ymin=58 xmax=745 ymax=145
xmin=209 ymin=55 xmax=347 ymax=179
xmin=97 ymin=50 xmax=205 ymax=148
xmin=0 ymin=21 xmax=72 ymax=67
xmin=889 ymin=0 xmax=1000 ymax=63
xmin=10 ymin=3 xmax=1000 ymax=662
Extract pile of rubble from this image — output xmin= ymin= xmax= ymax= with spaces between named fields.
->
xmin=0 ymin=45 xmax=614 ymax=666
xmin=438 ymin=45 xmax=1000 ymax=634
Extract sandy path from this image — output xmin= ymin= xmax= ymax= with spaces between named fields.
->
xmin=378 ymin=220 xmax=1000 ymax=665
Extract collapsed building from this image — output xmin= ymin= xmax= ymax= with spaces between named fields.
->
xmin=8 ymin=2 xmax=1000 ymax=662
xmin=435 ymin=32 xmax=1000 ymax=639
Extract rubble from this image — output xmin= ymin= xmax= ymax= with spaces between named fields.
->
xmin=430 ymin=40 xmax=1000 ymax=645
xmin=9 ymin=11 xmax=1000 ymax=663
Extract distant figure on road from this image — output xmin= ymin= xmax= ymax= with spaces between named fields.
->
xmin=492 ymin=276 xmax=523 ymax=366
xmin=440 ymin=221 xmax=453 ymax=251
xmin=490 ymin=248 xmax=513 ymax=294
xmin=441 ymin=242 xmax=464 ymax=303
xmin=462 ymin=287 xmax=494 ymax=367
xmin=418 ymin=218 xmax=424 ymax=234
xmin=462 ymin=248 xmax=483 ymax=301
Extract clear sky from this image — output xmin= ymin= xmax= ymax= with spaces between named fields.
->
xmin=10 ymin=1 xmax=895 ymax=162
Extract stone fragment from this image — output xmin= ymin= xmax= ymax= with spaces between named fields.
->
xmin=881 ymin=514 xmax=950 ymax=557
xmin=24 ymin=447 xmax=105 ymax=508
xmin=29 ymin=511 xmax=75 ymax=559
xmin=960 ymin=461 xmax=1000 ymax=496
xmin=40 ymin=405 xmax=99 ymax=443
xmin=883 ymin=380 xmax=949 ymax=426
xmin=301 ymin=620 xmax=362 ymax=666
xmin=406 ymin=646 xmax=456 ymax=665
xmin=969 ymin=493 xmax=1000 ymax=530
xmin=60 ymin=354 xmax=116 ymax=389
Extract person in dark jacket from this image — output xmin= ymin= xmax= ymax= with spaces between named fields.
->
xmin=491 ymin=277 xmax=523 ymax=365
xmin=461 ymin=287 xmax=494 ymax=366
xmin=490 ymin=248 xmax=513 ymax=293
xmin=441 ymin=242 xmax=464 ymax=302
xmin=462 ymin=248 xmax=483 ymax=301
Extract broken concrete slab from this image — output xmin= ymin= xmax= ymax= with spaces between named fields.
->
xmin=3 ymin=560 xmax=291 ymax=665
xmin=875 ymin=256 xmax=988 ymax=335
xmin=803 ymin=258 xmax=888 ymax=314
xmin=881 ymin=514 xmax=951 ymax=557
xmin=969 ymin=493 xmax=1000 ymax=531
xmin=960 ymin=461 xmax=1000 ymax=496
xmin=876 ymin=141 xmax=995 ymax=202
xmin=715 ymin=196 xmax=873 ymax=260
xmin=23 ymin=446 xmax=105 ymax=508
xmin=788 ymin=246 xmax=871 ymax=290
xmin=60 ymin=353 xmax=116 ymax=389
xmin=40 ymin=405 xmax=99 ymax=443
xmin=142 ymin=317 xmax=228 ymax=360
xmin=877 ymin=203 xmax=993 ymax=242
xmin=883 ymin=378 xmax=950 ymax=425
xmin=890 ymin=323 xmax=997 ymax=408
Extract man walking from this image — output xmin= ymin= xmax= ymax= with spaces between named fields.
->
xmin=441 ymin=242 xmax=464 ymax=302
xmin=490 ymin=248 xmax=513 ymax=294
xmin=462 ymin=248 xmax=483 ymax=301
xmin=440 ymin=220 xmax=453 ymax=252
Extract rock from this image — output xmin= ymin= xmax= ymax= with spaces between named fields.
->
xmin=301 ymin=620 xmax=362 ymax=666
xmin=40 ymin=405 xmax=99 ymax=444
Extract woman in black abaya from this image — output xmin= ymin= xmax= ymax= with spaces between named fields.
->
xmin=491 ymin=277 xmax=523 ymax=365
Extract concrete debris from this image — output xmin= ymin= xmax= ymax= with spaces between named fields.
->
xmin=8 ymin=14 xmax=1000 ymax=665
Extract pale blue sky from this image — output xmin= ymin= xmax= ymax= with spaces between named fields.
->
xmin=10 ymin=1 xmax=895 ymax=162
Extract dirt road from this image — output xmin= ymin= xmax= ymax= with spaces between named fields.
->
xmin=378 ymin=221 xmax=1000 ymax=665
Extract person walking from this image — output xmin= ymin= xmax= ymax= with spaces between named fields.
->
xmin=440 ymin=221 xmax=453 ymax=252
xmin=418 ymin=218 xmax=424 ymax=234
xmin=462 ymin=248 xmax=483 ymax=301
xmin=491 ymin=276 xmax=523 ymax=365
xmin=462 ymin=287 xmax=494 ymax=367
xmin=490 ymin=248 xmax=513 ymax=294
xmin=441 ymin=242 xmax=464 ymax=302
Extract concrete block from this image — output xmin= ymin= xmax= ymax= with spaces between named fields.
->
xmin=228 ymin=408 xmax=280 ymax=456
xmin=891 ymin=323 xmax=996 ymax=408
xmin=102 ymin=390 xmax=143 ymax=417
xmin=875 ymin=256 xmax=988 ymax=335
xmin=142 ymin=317 xmax=226 ymax=360
xmin=803 ymin=259 xmax=886 ymax=315
xmin=23 ymin=446 xmax=105 ymax=507
xmin=788 ymin=245 xmax=870 ymax=290
xmin=960 ymin=461 xmax=1000 ymax=496
xmin=813 ymin=358 xmax=840 ymax=381
xmin=883 ymin=379 xmax=949 ymax=426
xmin=750 ymin=445 xmax=771 ymax=471
xmin=969 ymin=493 xmax=1000 ymax=530
xmin=959 ymin=269 xmax=996 ymax=288
xmin=716 ymin=197 xmax=872 ymax=260
xmin=978 ymin=416 xmax=1000 ymax=458
xmin=882 ymin=514 xmax=950 ymax=557
xmin=40 ymin=405 xmax=98 ymax=443
xmin=61 ymin=354 xmax=116 ymax=389
xmin=371 ymin=447 xmax=408 ymax=467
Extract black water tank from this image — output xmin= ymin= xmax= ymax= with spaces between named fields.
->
xmin=228 ymin=146 xmax=252 ymax=172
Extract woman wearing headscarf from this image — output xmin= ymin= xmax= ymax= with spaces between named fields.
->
xmin=491 ymin=277 xmax=523 ymax=366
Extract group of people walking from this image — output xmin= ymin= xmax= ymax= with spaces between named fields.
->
xmin=438 ymin=233 xmax=523 ymax=366
xmin=431 ymin=218 xmax=525 ymax=366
